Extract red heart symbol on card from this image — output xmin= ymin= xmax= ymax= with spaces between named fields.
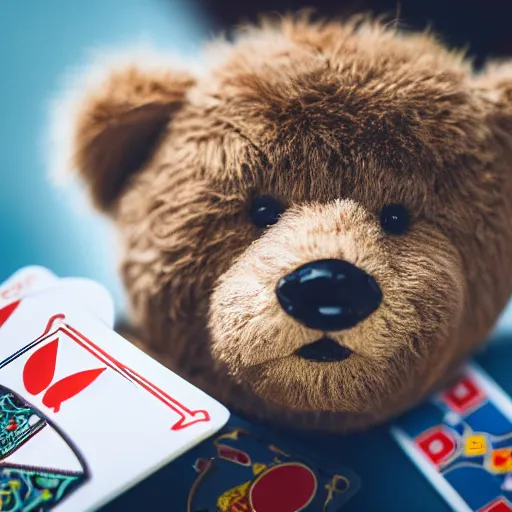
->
xmin=23 ymin=339 xmax=59 ymax=395
xmin=0 ymin=300 xmax=20 ymax=329
xmin=42 ymin=367 xmax=106 ymax=413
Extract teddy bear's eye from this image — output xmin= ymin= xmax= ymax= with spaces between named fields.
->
xmin=250 ymin=195 xmax=285 ymax=228
xmin=379 ymin=204 xmax=410 ymax=235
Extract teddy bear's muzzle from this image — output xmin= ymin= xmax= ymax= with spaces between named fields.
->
xmin=275 ymin=258 xmax=383 ymax=333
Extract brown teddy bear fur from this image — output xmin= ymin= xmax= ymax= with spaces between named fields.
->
xmin=58 ymin=14 xmax=512 ymax=433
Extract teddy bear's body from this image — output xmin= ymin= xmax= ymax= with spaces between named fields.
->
xmin=59 ymin=16 xmax=512 ymax=433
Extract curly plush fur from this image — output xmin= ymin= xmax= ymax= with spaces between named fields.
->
xmin=56 ymin=15 xmax=512 ymax=433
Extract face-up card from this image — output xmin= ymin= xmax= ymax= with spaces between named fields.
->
xmin=0 ymin=267 xmax=114 ymax=329
xmin=392 ymin=364 xmax=512 ymax=512
xmin=0 ymin=282 xmax=114 ymax=356
xmin=181 ymin=425 xmax=361 ymax=511
xmin=0 ymin=292 xmax=230 ymax=511
xmin=49 ymin=277 xmax=115 ymax=328
xmin=0 ymin=266 xmax=58 ymax=309
xmin=0 ymin=384 xmax=87 ymax=510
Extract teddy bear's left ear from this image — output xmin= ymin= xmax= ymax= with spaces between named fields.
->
xmin=59 ymin=62 xmax=195 ymax=212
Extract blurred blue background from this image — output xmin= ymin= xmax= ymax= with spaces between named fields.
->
xmin=0 ymin=0 xmax=210 ymax=314
xmin=2 ymin=0 xmax=512 ymax=333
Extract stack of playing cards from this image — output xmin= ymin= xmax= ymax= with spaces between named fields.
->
xmin=0 ymin=266 xmax=230 ymax=511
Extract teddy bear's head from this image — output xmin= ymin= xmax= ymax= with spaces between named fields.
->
xmin=59 ymin=16 xmax=512 ymax=432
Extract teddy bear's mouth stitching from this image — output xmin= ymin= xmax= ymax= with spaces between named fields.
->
xmin=295 ymin=337 xmax=352 ymax=363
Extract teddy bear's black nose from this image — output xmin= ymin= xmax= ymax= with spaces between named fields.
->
xmin=276 ymin=259 xmax=382 ymax=331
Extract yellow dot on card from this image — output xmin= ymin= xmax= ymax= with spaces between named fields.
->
xmin=465 ymin=435 xmax=486 ymax=456
xmin=41 ymin=489 xmax=52 ymax=500
xmin=8 ymin=480 xmax=21 ymax=490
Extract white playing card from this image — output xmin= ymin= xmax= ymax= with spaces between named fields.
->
xmin=0 ymin=266 xmax=114 ymax=327
xmin=48 ymin=277 xmax=115 ymax=328
xmin=0 ymin=289 xmax=230 ymax=511
xmin=0 ymin=266 xmax=59 ymax=308
xmin=0 ymin=279 xmax=115 ymax=353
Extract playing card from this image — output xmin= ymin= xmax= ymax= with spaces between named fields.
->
xmin=50 ymin=277 xmax=115 ymax=327
xmin=0 ymin=266 xmax=59 ymax=309
xmin=0 ymin=266 xmax=114 ymax=328
xmin=0 ymin=385 xmax=88 ymax=510
xmin=0 ymin=291 xmax=230 ymax=511
xmin=391 ymin=363 xmax=512 ymax=512
xmin=0 ymin=281 xmax=114 ymax=355
xmin=170 ymin=422 xmax=361 ymax=511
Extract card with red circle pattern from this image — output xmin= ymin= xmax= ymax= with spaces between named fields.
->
xmin=185 ymin=425 xmax=361 ymax=511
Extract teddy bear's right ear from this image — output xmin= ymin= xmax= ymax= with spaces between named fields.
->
xmin=474 ymin=62 xmax=512 ymax=132
xmin=58 ymin=62 xmax=195 ymax=212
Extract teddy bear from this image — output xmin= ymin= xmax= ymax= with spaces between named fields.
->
xmin=53 ymin=14 xmax=512 ymax=433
